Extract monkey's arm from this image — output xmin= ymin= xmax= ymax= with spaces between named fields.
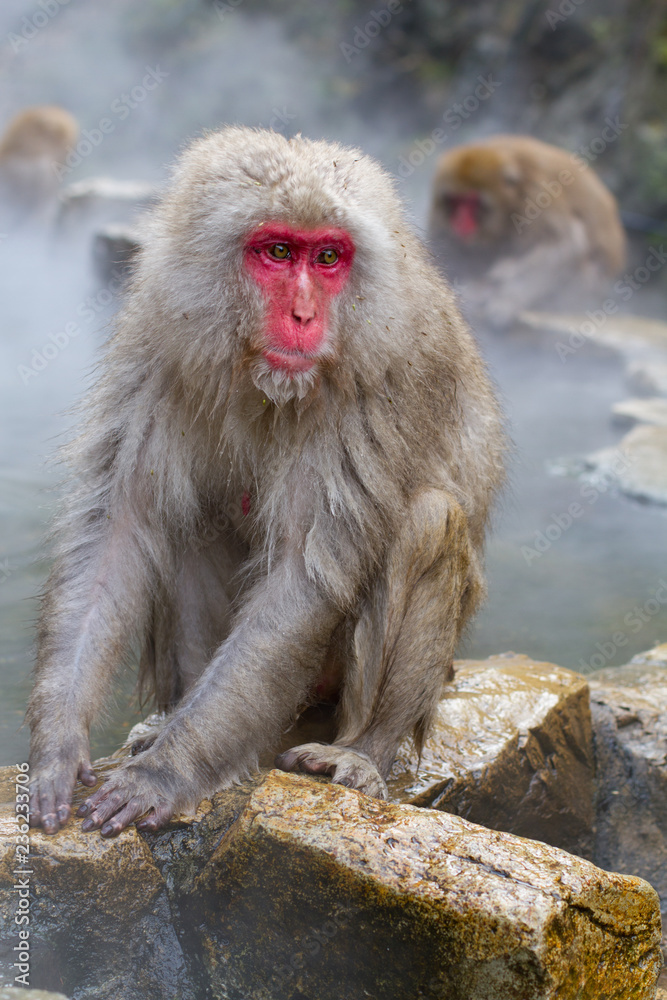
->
xmin=77 ymin=555 xmax=341 ymax=836
xmin=28 ymin=505 xmax=157 ymax=834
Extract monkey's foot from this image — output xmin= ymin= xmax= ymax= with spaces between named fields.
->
xmin=77 ymin=760 xmax=178 ymax=836
xmin=30 ymin=754 xmax=97 ymax=834
xmin=121 ymin=712 xmax=166 ymax=756
xmin=275 ymin=743 xmax=388 ymax=799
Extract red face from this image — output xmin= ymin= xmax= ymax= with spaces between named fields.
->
xmin=243 ymin=224 xmax=355 ymax=375
xmin=447 ymin=192 xmax=480 ymax=241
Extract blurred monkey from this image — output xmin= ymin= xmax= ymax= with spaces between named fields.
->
xmin=0 ymin=105 xmax=78 ymax=228
xmin=429 ymin=135 xmax=626 ymax=327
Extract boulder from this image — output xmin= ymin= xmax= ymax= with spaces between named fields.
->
xmin=583 ymin=424 xmax=667 ymax=505
xmin=517 ymin=313 xmax=667 ymax=505
xmin=589 ymin=645 xmax=667 ymax=925
xmin=57 ymin=177 xmax=157 ymax=236
xmin=92 ymin=225 xmax=142 ymax=284
xmin=612 ymin=397 xmax=667 ymax=428
xmin=0 ymin=767 xmax=660 ymax=1000
xmin=519 ymin=311 xmax=667 ymax=361
xmin=0 ymin=992 xmax=69 ymax=999
xmin=627 ymin=360 xmax=667 ymax=397
xmin=389 ymin=653 xmax=595 ymax=858
xmin=0 ymin=761 xmax=197 ymax=1000
xmin=166 ymin=771 xmax=661 ymax=1000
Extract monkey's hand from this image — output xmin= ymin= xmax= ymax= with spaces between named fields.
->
xmin=30 ymin=743 xmax=97 ymax=835
xmin=76 ymin=756 xmax=181 ymax=836
xmin=276 ymin=743 xmax=388 ymax=799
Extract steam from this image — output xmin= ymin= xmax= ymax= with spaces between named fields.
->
xmin=0 ymin=0 xmax=665 ymax=765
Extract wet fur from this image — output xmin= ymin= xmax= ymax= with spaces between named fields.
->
xmin=28 ymin=127 xmax=505 ymax=833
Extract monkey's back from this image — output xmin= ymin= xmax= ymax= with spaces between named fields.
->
xmin=494 ymin=135 xmax=625 ymax=274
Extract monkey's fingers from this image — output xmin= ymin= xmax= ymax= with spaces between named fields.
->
xmin=79 ymin=798 xmax=142 ymax=836
xmin=78 ymin=785 xmax=129 ymax=831
xmin=276 ymin=742 xmax=388 ymax=799
xmin=99 ymin=799 xmax=150 ymax=838
xmin=30 ymin=772 xmax=76 ymax=834
xmin=136 ymin=803 xmax=173 ymax=832
xmin=29 ymin=783 xmax=58 ymax=834
xmin=78 ymin=776 xmax=174 ymax=835
xmin=78 ymin=761 xmax=97 ymax=787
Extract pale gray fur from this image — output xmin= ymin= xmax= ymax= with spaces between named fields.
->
xmin=28 ymin=127 xmax=505 ymax=835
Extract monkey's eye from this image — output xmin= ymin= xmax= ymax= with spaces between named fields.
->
xmin=316 ymin=248 xmax=338 ymax=265
xmin=267 ymin=243 xmax=291 ymax=260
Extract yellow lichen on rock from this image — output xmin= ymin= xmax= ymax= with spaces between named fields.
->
xmin=389 ymin=654 xmax=595 ymax=857
xmin=184 ymin=771 xmax=661 ymax=999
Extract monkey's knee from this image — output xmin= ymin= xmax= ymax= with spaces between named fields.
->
xmin=392 ymin=489 xmax=470 ymax=580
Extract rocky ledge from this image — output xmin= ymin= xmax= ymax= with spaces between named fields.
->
xmin=0 ymin=649 xmax=665 ymax=1000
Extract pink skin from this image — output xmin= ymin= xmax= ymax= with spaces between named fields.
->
xmin=449 ymin=193 xmax=480 ymax=241
xmin=243 ymin=223 xmax=355 ymax=373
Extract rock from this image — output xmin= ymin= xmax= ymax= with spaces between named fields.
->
xmin=56 ymin=177 xmax=157 ymax=238
xmin=0 ymin=991 xmax=69 ymax=999
xmin=611 ymin=397 xmax=667 ymax=427
xmin=152 ymin=770 xmax=661 ymax=1000
xmin=1 ymin=761 xmax=661 ymax=999
xmin=519 ymin=311 xmax=667 ymax=361
xmin=589 ymin=644 xmax=667 ymax=927
xmin=5 ymin=648 xmax=667 ymax=999
xmin=583 ymin=424 xmax=667 ymax=505
xmin=389 ymin=653 xmax=595 ymax=858
xmin=627 ymin=360 xmax=667 ymax=397
xmin=630 ymin=642 xmax=667 ymax=666
xmin=0 ymin=760 xmax=197 ymax=999
xmin=517 ymin=314 xmax=667 ymax=506
xmin=92 ymin=225 xmax=143 ymax=283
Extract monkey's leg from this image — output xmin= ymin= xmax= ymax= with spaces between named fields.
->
xmin=137 ymin=532 xmax=247 ymax=721
xmin=77 ymin=557 xmax=342 ymax=835
xmin=277 ymin=490 xmax=482 ymax=798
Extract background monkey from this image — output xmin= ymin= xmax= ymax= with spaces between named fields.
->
xmin=429 ymin=134 xmax=626 ymax=327
xmin=28 ymin=126 xmax=505 ymax=836
xmin=0 ymin=105 xmax=78 ymax=228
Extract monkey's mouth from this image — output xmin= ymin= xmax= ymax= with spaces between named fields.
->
xmin=262 ymin=348 xmax=316 ymax=374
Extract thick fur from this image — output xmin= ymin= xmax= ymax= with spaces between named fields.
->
xmin=28 ymin=127 xmax=506 ymax=835
xmin=429 ymin=134 xmax=626 ymax=325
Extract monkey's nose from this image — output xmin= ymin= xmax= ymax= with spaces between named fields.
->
xmin=292 ymin=299 xmax=316 ymax=325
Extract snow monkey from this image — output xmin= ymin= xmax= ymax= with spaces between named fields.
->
xmin=429 ymin=134 xmax=626 ymax=326
xmin=0 ymin=105 xmax=78 ymax=226
xmin=28 ymin=127 xmax=506 ymax=836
